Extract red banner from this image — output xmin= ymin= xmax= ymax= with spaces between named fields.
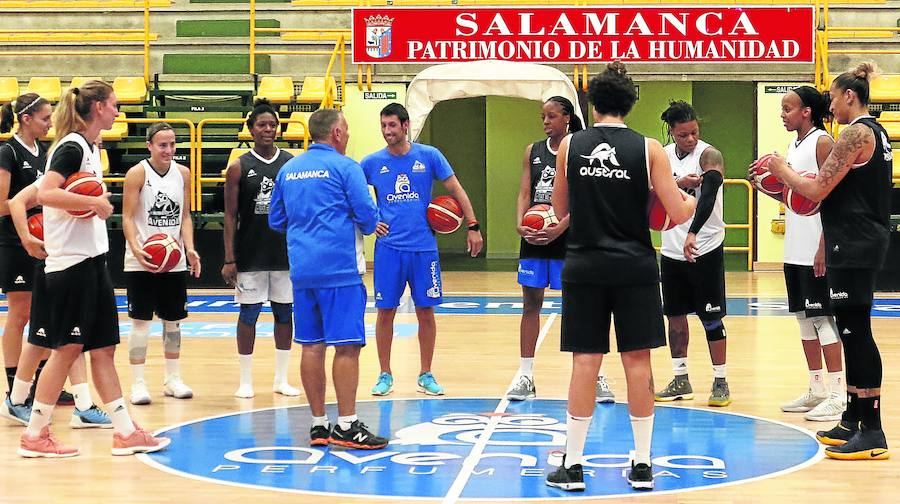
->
xmin=352 ymin=6 xmax=813 ymax=64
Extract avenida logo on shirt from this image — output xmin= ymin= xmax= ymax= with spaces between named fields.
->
xmin=254 ymin=177 xmax=275 ymax=215
xmin=387 ymin=173 xmax=420 ymax=202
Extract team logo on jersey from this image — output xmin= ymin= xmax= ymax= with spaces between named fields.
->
xmin=13 ymin=275 xmax=25 ymax=285
xmin=829 ymin=289 xmax=849 ymax=300
xmin=70 ymin=327 xmax=81 ymax=337
xmin=881 ymin=132 xmax=893 ymax=162
xmin=35 ymin=328 xmax=46 ymax=338
xmin=148 ymin=191 xmax=181 ymax=227
xmin=380 ymin=166 xmax=390 ymax=174
xmin=365 ymin=15 xmax=393 ymax=59
xmin=247 ymin=169 xmax=258 ymax=178
xmin=254 ymin=177 xmax=275 ymax=214
xmin=579 ymin=143 xmax=631 ymax=180
xmin=705 ymin=303 xmax=722 ymax=313
xmin=411 ymin=160 xmax=426 ymax=173
xmin=426 ymin=260 xmax=441 ymax=298
xmin=387 ymin=173 xmax=419 ymax=202
xmin=532 ymin=157 xmax=541 ymax=164
xmin=581 ymin=143 xmax=620 ymax=167
xmin=804 ymin=299 xmax=823 ymax=310
xmin=533 ymin=165 xmax=556 ymax=203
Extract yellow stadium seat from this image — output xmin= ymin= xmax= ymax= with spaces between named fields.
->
xmin=0 ymin=77 xmax=18 ymax=103
xmin=256 ymin=76 xmax=295 ymax=105
xmin=284 ymin=148 xmax=305 ymax=158
xmin=870 ymin=75 xmax=900 ymax=103
xmin=893 ymin=149 xmax=899 ymax=181
xmin=101 ymin=113 xmax=129 ymax=142
xmin=26 ymin=77 xmax=62 ymax=103
xmin=113 ymin=76 xmax=147 ymax=105
xmin=69 ymin=77 xmax=102 ymax=91
xmin=0 ymin=131 xmax=11 ymax=142
xmin=296 ymin=76 xmax=336 ymax=105
xmin=879 ymin=111 xmax=900 ymax=141
xmin=283 ymin=111 xmax=312 ymax=143
xmin=101 ymin=148 xmax=110 ymax=176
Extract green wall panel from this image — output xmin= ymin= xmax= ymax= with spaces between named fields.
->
xmin=176 ymin=19 xmax=280 ymax=38
xmin=162 ymin=54 xmax=270 ymax=74
xmin=628 ymin=81 xmax=692 ymax=143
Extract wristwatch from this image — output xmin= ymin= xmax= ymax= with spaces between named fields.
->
xmin=467 ymin=222 xmax=480 ymax=232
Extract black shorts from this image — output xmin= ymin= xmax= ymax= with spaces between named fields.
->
xmin=125 ymin=271 xmax=188 ymax=321
xmin=0 ymin=245 xmax=37 ymax=293
xmin=560 ymin=281 xmax=666 ymax=354
xmin=826 ymin=267 xmax=876 ymax=309
xmin=29 ymin=255 xmax=120 ymax=351
xmin=784 ymin=264 xmax=831 ymax=317
xmin=661 ymin=245 xmax=726 ymax=320
xmin=26 ymin=262 xmax=51 ymax=349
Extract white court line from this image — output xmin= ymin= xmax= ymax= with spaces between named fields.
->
xmin=440 ymin=312 xmax=558 ymax=504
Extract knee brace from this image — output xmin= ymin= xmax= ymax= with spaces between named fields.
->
xmin=796 ymin=313 xmax=818 ymax=341
xmin=810 ymin=315 xmax=840 ymax=346
xmin=163 ymin=320 xmax=181 ymax=354
xmin=270 ymin=302 xmax=293 ymax=325
xmin=128 ymin=319 xmax=151 ymax=361
xmin=238 ymin=303 xmax=263 ymax=326
xmin=701 ymin=318 xmax=726 ymax=342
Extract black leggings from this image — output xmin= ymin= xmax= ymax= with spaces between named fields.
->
xmin=833 ymin=305 xmax=882 ymax=389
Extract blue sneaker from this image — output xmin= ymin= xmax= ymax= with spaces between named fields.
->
xmin=69 ymin=405 xmax=113 ymax=429
xmin=1 ymin=396 xmax=31 ymax=425
xmin=371 ymin=372 xmax=393 ymax=396
xmin=417 ymin=372 xmax=445 ymax=396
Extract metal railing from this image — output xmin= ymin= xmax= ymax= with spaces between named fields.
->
xmin=724 ymin=179 xmax=755 ymax=271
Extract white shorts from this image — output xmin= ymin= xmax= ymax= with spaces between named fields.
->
xmin=235 ymin=271 xmax=293 ymax=305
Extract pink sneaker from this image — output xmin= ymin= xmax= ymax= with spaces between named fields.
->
xmin=18 ymin=426 xmax=80 ymax=458
xmin=111 ymin=424 xmax=171 ymax=456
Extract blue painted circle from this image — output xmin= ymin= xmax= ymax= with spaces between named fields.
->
xmin=141 ymin=398 xmax=822 ymax=499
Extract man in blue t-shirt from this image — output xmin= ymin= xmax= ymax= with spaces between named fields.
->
xmin=360 ymin=103 xmax=483 ymax=396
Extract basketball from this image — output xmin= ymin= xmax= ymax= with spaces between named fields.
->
xmin=783 ymin=172 xmax=821 ymax=216
xmin=27 ymin=213 xmax=43 ymax=241
xmin=142 ymin=233 xmax=182 ymax=273
xmin=427 ymin=195 xmax=464 ymax=234
xmin=647 ymin=190 xmax=677 ymax=231
xmin=750 ymin=154 xmax=784 ymax=196
xmin=64 ymin=171 xmax=106 ymax=218
xmin=521 ymin=204 xmax=559 ymax=231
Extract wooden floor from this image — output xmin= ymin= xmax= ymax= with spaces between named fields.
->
xmin=0 ymin=270 xmax=897 ymax=503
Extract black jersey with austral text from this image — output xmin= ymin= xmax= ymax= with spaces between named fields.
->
xmin=520 ymin=138 xmax=567 ymax=260
xmin=820 ymin=116 xmax=893 ymax=269
xmin=563 ymin=124 xmax=657 ymax=285
xmin=0 ymin=137 xmax=46 ymax=246
xmin=235 ymin=149 xmax=292 ymax=272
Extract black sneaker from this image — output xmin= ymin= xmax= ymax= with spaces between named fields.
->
xmin=627 ymin=462 xmax=654 ymax=490
xmin=329 ymin=420 xmax=388 ymax=450
xmin=825 ymin=427 xmax=890 ymax=460
xmin=545 ymin=456 xmax=585 ymax=492
xmin=310 ymin=424 xmax=330 ymax=446
xmin=56 ymin=390 xmax=75 ymax=406
xmin=816 ymin=420 xmax=859 ymax=446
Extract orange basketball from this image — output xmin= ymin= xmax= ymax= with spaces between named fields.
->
xmin=521 ymin=204 xmax=559 ymax=231
xmin=783 ymin=172 xmax=821 ymax=216
xmin=647 ymin=191 xmax=677 ymax=231
xmin=750 ymin=154 xmax=784 ymax=196
xmin=27 ymin=213 xmax=43 ymax=241
xmin=427 ymin=195 xmax=463 ymax=234
xmin=64 ymin=171 xmax=105 ymax=218
xmin=142 ymin=233 xmax=182 ymax=273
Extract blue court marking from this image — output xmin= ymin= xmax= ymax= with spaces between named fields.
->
xmin=139 ymin=398 xmax=822 ymax=500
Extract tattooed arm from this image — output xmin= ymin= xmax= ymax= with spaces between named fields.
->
xmin=766 ymin=123 xmax=874 ymax=202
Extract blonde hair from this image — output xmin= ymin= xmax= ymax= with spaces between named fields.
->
xmin=51 ymin=79 xmax=113 ymax=151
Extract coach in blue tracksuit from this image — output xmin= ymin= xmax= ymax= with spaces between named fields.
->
xmin=268 ymin=108 xmax=387 ymax=450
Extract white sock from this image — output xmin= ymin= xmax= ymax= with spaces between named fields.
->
xmin=712 ymin=364 xmax=727 ymax=379
xmin=71 ymin=382 xmax=92 ymax=411
xmin=518 ymin=357 xmax=534 ymax=378
xmin=630 ymin=414 xmax=654 ymax=465
xmin=131 ymin=363 xmax=145 ymax=384
xmin=673 ymin=358 xmax=688 ymax=377
xmin=238 ymin=354 xmax=253 ymax=386
xmin=809 ymin=369 xmax=827 ymax=396
xmin=274 ymin=349 xmax=291 ymax=384
xmin=828 ymin=371 xmax=844 ymax=395
xmin=564 ymin=412 xmax=592 ymax=468
xmin=10 ymin=377 xmax=32 ymax=405
xmin=165 ymin=358 xmax=180 ymax=379
xmin=26 ymin=400 xmax=54 ymax=437
xmin=338 ymin=414 xmax=358 ymax=430
xmin=105 ymin=398 xmax=136 ymax=436
xmin=312 ymin=415 xmax=329 ymax=428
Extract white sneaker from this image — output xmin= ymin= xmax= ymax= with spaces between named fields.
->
xmin=130 ymin=381 xmax=151 ymax=406
xmin=595 ymin=375 xmax=615 ymax=404
xmin=163 ymin=376 xmax=194 ymax=399
xmin=781 ymin=389 xmax=826 ymax=413
xmin=804 ymin=391 xmax=846 ymax=422
xmin=234 ymin=383 xmax=255 ymax=399
xmin=273 ymin=382 xmax=301 ymax=397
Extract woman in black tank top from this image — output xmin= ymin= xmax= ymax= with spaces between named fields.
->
xmin=763 ymin=62 xmax=891 ymax=460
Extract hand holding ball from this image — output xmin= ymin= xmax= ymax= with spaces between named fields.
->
xmin=142 ymin=233 xmax=182 ymax=273
xmin=783 ymin=172 xmax=821 ymax=216
xmin=521 ymin=204 xmax=559 ymax=231
xmin=64 ymin=172 xmax=106 ymax=218
xmin=647 ymin=191 xmax=677 ymax=231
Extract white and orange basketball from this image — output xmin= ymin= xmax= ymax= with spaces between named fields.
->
xmin=647 ymin=190 xmax=677 ymax=231
xmin=521 ymin=204 xmax=559 ymax=231
xmin=426 ymin=195 xmax=464 ymax=234
xmin=64 ymin=171 xmax=106 ymax=218
xmin=27 ymin=213 xmax=43 ymax=241
xmin=783 ymin=172 xmax=821 ymax=216
xmin=750 ymin=154 xmax=784 ymax=196
xmin=142 ymin=233 xmax=182 ymax=273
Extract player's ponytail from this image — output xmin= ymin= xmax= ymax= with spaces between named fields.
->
xmin=52 ymin=80 xmax=113 ymax=151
